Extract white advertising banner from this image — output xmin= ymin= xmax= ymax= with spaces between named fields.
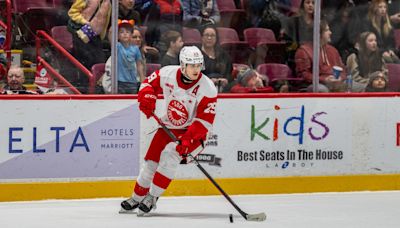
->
xmin=141 ymin=97 xmax=400 ymax=179
xmin=0 ymin=99 xmax=141 ymax=182
xmin=1 ymin=96 xmax=400 ymax=182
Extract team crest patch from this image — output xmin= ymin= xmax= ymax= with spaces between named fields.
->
xmin=167 ymin=100 xmax=188 ymax=126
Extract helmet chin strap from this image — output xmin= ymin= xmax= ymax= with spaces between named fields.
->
xmin=181 ymin=68 xmax=194 ymax=84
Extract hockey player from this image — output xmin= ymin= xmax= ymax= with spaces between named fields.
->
xmin=120 ymin=46 xmax=218 ymax=215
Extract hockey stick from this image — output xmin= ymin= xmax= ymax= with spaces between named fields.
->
xmin=151 ymin=113 xmax=267 ymax=222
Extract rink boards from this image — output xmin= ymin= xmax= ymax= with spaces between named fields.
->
xmin=1 ymin=94 xmax=400 ymax=201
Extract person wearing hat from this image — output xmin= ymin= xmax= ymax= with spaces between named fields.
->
xmin=230 ymin=67 xmax=274 ymax=93
xmin=103 ymin=19 xmax=145 ymax=94
xmin=364 ymin=71 xmax=389 ymax=92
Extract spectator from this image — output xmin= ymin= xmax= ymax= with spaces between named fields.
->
xmin=103 ymin=20 xmax=145 ymax=94
xmin=328 ymin=2 xmax=355 ymax=61
xmin=364 ymin=70 xmax=389 ymax=92
xmin=283 ymin=0 xmax=315 ymax=45
xmin=282 ymin=0 xmax=315 ymax=71
xmin=134 ymin=0 xmax=154 ymax=23
xmin=349 ymin=0 xmax=398 ymax=58
xmin=2 ymin=66 xmax=40 ymax=94
xmin=347 ymin=0 xmax=370 ymax=45
xmin=119 ymin=0 xmax=142 ymax=24
xmin=389 ymin=0 xmax=400 ymax=28
xmin=367 ymin=0 xmax=398 ymax=57
xmin=346 ymin=31 xmax=388 ymax=92
xmin=254 ymin=0 xmax=289 ymax=39
xmin=199 ymin=25 xmax=233 ymax=92
xmin=132 ymin=27 xmax=160 ymax=65
xmin=145 ymin=0 xmax=183 ymax=55
xmin=182 ymin=0 xmax=220 ymax=29
xmin=322 ymin=0 xmax=354 ymax=23
xmin=67 ymin=0 xmax=111 ymax=92
xmin=295 ymin=20 xmax=347 ymax=92
xmin=230 ymin=67 xmax=274 ymax=93
xmin=160 ymin=30 xmax=184 ymax=67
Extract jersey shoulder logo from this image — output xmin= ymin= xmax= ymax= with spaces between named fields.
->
xmin=167 ymin=100 xmax=189 ymax=126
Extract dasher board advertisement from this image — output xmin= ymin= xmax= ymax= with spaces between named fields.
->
xmin=0 ymin=99 xmax=140 ymax=182
xmin=142 ymin=97 xmax=400 ymax=179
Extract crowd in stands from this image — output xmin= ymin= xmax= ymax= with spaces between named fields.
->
xmin=1 ymin=0 xmax=400 ymax=94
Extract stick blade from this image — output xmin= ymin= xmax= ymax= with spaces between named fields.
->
xmin=246 ymin=212 xmax=267 ymax=221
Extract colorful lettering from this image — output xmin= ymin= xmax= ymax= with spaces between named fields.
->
xmin=251 ymin=105 xmax=330 ymax=144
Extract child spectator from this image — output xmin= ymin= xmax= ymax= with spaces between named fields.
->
xmin=230 ymin=67 xmax=274 ymax=93
xmin=160 ymin=30 xmax=184 ymax=67
xmin=103 ymin=20 xmax=145 ymax=94
xmin=364 ymin=71 xmax=389 ymax=92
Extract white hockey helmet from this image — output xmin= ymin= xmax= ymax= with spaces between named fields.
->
xmin=179 ymin=46 xmax=204 ymax=72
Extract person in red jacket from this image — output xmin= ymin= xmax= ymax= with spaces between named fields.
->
xmin=295 ymin=19 xmax=347 ymax=92
xmin=120 ymin=46 xmax=217 ymax=216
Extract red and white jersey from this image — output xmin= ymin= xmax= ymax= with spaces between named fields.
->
xmin=139 ymin=65 xmax=217 ymax=132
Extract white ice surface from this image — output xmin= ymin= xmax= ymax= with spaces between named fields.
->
xmin=0 ymin=191 xmax=399 ymax=228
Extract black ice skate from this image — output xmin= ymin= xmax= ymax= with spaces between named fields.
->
xmin=119 ymin=197 xmax=139 ymax=214
xmin=137 ymin=194 xmax=158 ymax=216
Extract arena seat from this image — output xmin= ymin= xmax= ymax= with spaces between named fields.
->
xmin=13 ymin=0 xmax=58 ymax=43
xmin=216 ymin=0 xmax=237 ymax=10
xmin=217 ymin=27 xmax=241 ymax=44
xmin=12 ymin=0 xmax=55 ymax=14
xmin=182 ymin=27 xmax=202 ymax=46
xmin=243 ymin=27 xmax=286 ymax=64
xmin=51 ymin=26 xmax=73 ymax=52
xmin=386 ymin=63 xmax=400 ymax=92
xmin=256 ymin=63 xmax=303 ymax=84
xmin=394 ymin=29 xmax=400 ymax=50
xmin=216 ymin=27 xmax=251 ymax=64
xmin=216 ymin=0 xmax=246 ymax=39
xmin=91 ymin=63 xmax=106 ymax=83
xmin=243 ymin=28 xmax=277 ymax=48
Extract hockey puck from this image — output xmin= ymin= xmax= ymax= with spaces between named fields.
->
xmin=229 ymin=214 xmax=233 ymax=223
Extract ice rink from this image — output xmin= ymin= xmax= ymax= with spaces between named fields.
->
xmin=0 ymin=191 xmax=399 ymax=228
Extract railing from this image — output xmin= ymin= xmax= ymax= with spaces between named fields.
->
xmin=0 ymin=0 xmax=12 ymax=67
xmin=37 ymin=56 xmax=81 ymax=94
xmin=35 ymin=30 xmax=96 ymax=94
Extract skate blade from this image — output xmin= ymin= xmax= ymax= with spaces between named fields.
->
xmin=136 ymin=209 xmax=151 ymax=217
xmin=119 ymin=208 xmax=137 ymax=214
